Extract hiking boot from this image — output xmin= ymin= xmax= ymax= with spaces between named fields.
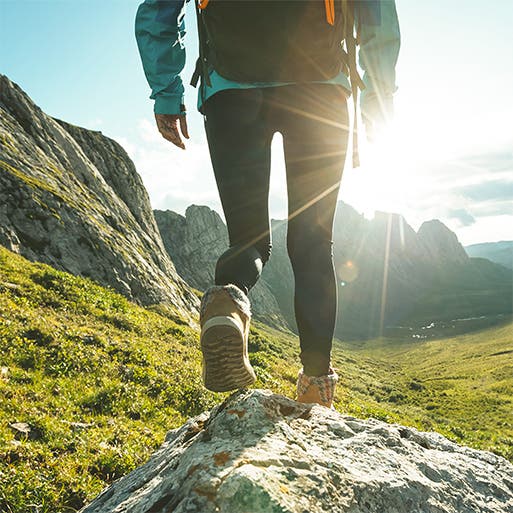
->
xmin=295 ymin=367 xmax=339 ymax=409
xmin=199 ymin=283 xmax=256 ymax=392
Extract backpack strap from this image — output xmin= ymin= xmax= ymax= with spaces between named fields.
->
xmin=342 ymin=0 xmax=366 ymax=168
xmin=190 ymin=0 xmax=212 ymax=104
xmin=325 ymin=0 xmax=335 ymax=25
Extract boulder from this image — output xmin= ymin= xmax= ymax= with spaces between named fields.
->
xmin=80 ymin=389 xmax=513 ymax=513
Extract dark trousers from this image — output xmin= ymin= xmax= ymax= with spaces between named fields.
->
xmin=203 ymin=83 xmax=349 ymax=376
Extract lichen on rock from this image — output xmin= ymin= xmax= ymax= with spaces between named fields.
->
xmin=80 ymin=389 xmax=513 ymax=513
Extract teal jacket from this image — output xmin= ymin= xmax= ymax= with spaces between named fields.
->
xmin=135 ymin=0 xmax=400 ymax=118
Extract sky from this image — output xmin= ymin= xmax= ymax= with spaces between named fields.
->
xmin=1 ymin=0 xmax=512 ymax=246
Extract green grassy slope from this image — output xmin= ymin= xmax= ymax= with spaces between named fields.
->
xmin=1 ymin=246 xmax=511 ymax=512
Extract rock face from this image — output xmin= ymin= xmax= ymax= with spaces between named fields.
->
xmin=0 ymin=74 xmax=199 ymax=323
xmin=80 ymin=389 xmax=513 ymax=513
xmin=417 ymin=219 xmax=469 ymax=264
xmin=155 ymin=206 xmax=289 ymax=329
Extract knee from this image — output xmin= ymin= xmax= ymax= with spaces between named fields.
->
xmin=287 ymin=229 xmax=333 ymax=266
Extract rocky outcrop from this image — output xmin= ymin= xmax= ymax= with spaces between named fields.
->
xmin=80 ymin=389 xmax=513 ymax=513
xmin=155 ymin=206 xmax=289 ymax=329
xmin=417 ymin=219 xmax=469 ymax=264
xmin=0 ymin=74 xmax=199 ymax=323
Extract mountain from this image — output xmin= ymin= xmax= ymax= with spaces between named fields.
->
xmin=0 ymin=74 xmax=199 ymax=324
xmin=465 ymin=241 xmax=513 ymax=269
xmin=417 ymin=219 xmax=469 ymax=263
xmin=160 ymin=202 xmax=512 ymax=339
xmin=81 ymin=389 xmax=513 ymax=513
xmin=154 ymin=206 xmax=288 ymax=329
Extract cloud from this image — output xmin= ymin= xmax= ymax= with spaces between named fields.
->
xmin=447 ymin=208 xmax=476 ymax=227
xmin=114 ymin=118 xmax=221 ymax=217
xmin=459 ymin=148 xmax=513 ymax=175
xmin=457 ymin=179 xmax=513 ymax=202
xmin=113 ymin=120 xmax=512 ymax=246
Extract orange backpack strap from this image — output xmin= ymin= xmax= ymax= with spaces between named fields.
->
xmin=342 ymin=0 xmax=365 ymax=168
xmin=325 ymin=0 xmax=335 ymax=25
xmin=198 ymin=0 xmax=209 ymax=9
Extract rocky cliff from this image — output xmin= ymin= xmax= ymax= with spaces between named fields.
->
xmin=155 ymin=206 xmax=289 ymax=329
xmin=80 ymin=389 xmax=513 ymax=513
xmin=417 ymin=219 xmax=469 ymax=264
xmin=0 ymin=75 xmax=199 ymax=323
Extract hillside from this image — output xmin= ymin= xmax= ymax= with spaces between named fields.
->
xmin=465 ymin=240 xmax=513 ymax=269
xmin=0 ymin=73 xmax=198 ymax=322
xmin=1 ymin=246 xmax=512 ymax=512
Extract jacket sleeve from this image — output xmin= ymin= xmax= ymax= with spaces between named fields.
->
xmin=357 ymin=0 xmax=401 ymax=124
xmin=135 ymin=0 xmax=188 ymax=115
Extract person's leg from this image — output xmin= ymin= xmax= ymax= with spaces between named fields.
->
xmin=275 ymin=83 xmax=350 ymax=377
xmin=203 ymin=88 xmax=274 ymax=296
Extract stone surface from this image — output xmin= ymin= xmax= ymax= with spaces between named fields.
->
xmin=0 ymin=74 xmax=199 ymax=325
xmin=417 ymin=220 xmax=469 ymax=264
xmin=80 ymin=389 xmax=513 ymax=513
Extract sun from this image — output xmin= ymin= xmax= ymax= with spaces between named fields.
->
xmin=341 ymin=115 xmax=429 ymax=218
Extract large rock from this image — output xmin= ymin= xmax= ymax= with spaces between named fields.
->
xmin=155 ymin=205 xmax=289 ymax=330
xmin=80 ymin=389 xmax=513 ymax=513
xmin=417 ymin=219 xmax=469 ymax=264
xmin=0 ymin=74 xmax=199 ymax=324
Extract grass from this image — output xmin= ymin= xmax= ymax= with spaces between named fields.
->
xmin=0 ymin=245 xmax=511 ymax=512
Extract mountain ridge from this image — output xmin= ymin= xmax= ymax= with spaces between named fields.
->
xmin=0 ymin=73 xmax=199 ymax=325
xmin=156 ymin=202 xmax=512 ymax=339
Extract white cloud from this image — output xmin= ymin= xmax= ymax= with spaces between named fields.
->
xmin=114 ymin=118 xmax=221 ymax=216
xmin=113 ymin=118 xmax=512 ymax=246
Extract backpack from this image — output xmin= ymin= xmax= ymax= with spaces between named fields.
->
xmin=190 ymin=0 xmax=364 ymax=166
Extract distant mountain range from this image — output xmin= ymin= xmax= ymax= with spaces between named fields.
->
xmin=465 ymin=241 xmax=513 ymax=269
xmin=1 ymin=74 xmax=511 ymax=339
xmin=155 ymin=205 xmax=512 ymax=339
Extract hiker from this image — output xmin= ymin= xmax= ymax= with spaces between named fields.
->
xmin=135 ymin=0 xmax=400 ymax=408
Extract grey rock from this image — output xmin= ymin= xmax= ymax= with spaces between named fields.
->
xmin=156 ymin=199 xmax=511 ymax=339
xmin=0 ymin=74 xmax=199 ymax=325
xmin=417 ymin=219 xmax=469 ymax=264
xmin=9 ymin=422 xmax=31 ymax=436
xmin=9 ymin=421 xmax=42 ymax=440
xmin=80 ymin=389 xmax=513 ymax=513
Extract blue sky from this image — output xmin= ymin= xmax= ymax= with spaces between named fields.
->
xmin=1 ymin=0 xmax=512 ymax=245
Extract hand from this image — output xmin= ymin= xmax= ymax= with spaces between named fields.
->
xmin=155 ymin=112 xmax=189 ymax=149
xmin=361 ymin=92 xmax=394 ymax=143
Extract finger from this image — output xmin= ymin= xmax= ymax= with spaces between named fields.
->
xmin=179 ymin=116 xmax=190 ymax=139
xmin=159 ymin=127 xmax=185 ymax=149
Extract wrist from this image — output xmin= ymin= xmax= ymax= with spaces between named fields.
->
xmin=154 ymin=94 xmax=186 ymax=116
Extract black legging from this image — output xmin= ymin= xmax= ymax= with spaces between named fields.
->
xmin=203 ymin=83 xmax=349 ymax=376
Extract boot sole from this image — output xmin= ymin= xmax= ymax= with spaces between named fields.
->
xmin=200 ymin=316 xmax=256 ymax=392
